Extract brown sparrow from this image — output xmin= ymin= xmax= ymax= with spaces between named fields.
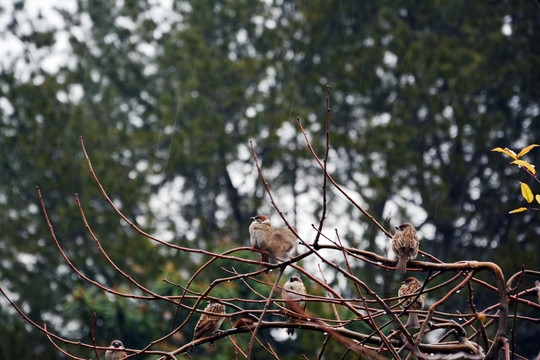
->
xmin=105 ymin=340 xmax=127 ymax=360
xmin=233 ymin=317 xmax=256 ymax=329
xmin=192 ymin=301 xmax=226 ymax=341
xmin=249 ymin=215 xmax=272 ymax=263
xmin=281 ymin=275 xmax=307 ymax=335
xmin=398 ymin=277 xmax=425 ymax=328
xmin=392 ymin=223 xmax=419 ymax=273
xmin=267 ymin=226 xmax=297 ymax=261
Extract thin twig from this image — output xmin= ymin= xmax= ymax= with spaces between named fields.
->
xmin=91 ymin=313 xmax=101 ymax=360
xmin=510 ymin=266 xmax=525 ymax=360
xmin=312 ymin=85 xmax=331 ymax=248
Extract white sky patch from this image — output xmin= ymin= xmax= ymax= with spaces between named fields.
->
xmin=245 ymin=106 xmax=257 ymax=118
xmin=443 ymin=106 xmax=454 ymax=120
xmin=115 ymin=15 xmax=137 ymax=31
xmin=258 ymin=66 xmax=277 ymax=94
xmin=384 ymin=188 xmax=428 ymax=229
xmin=468 ymin=176 xmax=481 ymax=200
xmin=236 ymin=28 xmax=248 ymax=44
xmin=68 ymin=83 xmax=84 ymax=103
xmin=371 ymin=112 xmax=391 ymax=126
xmin=0 ymin=96 xmax=15 ymax=117
xmin=276 ymin=121 xmax=296 ymax=146
xmin=399 ymin=73 xmax=415 ymax=87
xmin=383 ymin=51 xmax=397 ymax=68
xmin=148 ymin=176 xmax=193 ymax=242
xmin=17 ymin=252 xmax=37 ymax=272
xmin=501 ymin=15 xmax=512 ymax=36
xmin=449 ymin=122 xmax=458 ymax=139
xmin=137 ymin=42 xmax=157 ymax=58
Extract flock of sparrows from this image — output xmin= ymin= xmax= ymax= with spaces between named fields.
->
xmin=104 ymin=218 xmax=424 ymax=356
xmin=248 ymin=214 xmax=297 ymax=268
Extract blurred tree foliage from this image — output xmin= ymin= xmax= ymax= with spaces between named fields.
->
xmin=0 ymin=0 xmax=538 ymax=358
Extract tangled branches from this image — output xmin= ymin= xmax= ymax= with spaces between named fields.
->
xmin=1 ymin=90 xmax=539 ymax=360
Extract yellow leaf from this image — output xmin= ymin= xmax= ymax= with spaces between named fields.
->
xmin=509 ymin=207 xmax=528 ymax=214
xmin=536 ymin=194 xmax=540 ymax=205
xmin=491 ymin=147 xmax=518 ymax=160
xmin=517 ymin=144 xmax=540 ymax=158
xmin=510 ymin=160 xmax=536 ymax=175
xmin=520 ymin=182 xmax=534 ymax=203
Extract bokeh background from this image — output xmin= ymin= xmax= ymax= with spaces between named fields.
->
xmin=0 ymin=0 xmax=539 ymax=358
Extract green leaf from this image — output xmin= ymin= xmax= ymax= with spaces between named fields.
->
xmin=517 ymin=144 xmax=540 ymax=158
xmin=511 ymin=160 xmax=536 ymax=175
xmin=491 ymin=147 xmax=518 ymax=160
xmin=520 ymin=182 xmax=534 ymax=203
xmin=509 ymin=207 xmax=528 ymax=214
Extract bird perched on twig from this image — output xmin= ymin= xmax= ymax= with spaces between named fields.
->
xmin=249 ymin=215 xmax=297 ymax=271
xmin=398 ymin=277 xmax=425 ymax=328
xmin=105 ymin=340 xmax=127 ymax=360
xmin=249 ymin=215 xmax=273 ymax=263
xmin=233 ymin=317 xmax=256 ymax=329
xmin=267 ymin=226 xmax=296 ymax=261
xmin=192 ymin=301 xmax=226 ymax=342
xmin=392 ymin=223 xmax=419 ymax=273
xmin=281 ymin=275 xmax=307 ymax=335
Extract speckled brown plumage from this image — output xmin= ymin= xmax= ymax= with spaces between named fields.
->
xmin=192 ymin=302 xmax=226 ymax=341
xmin=392 ymin=223 xmax=419 ymax=273
xmin=398 ymin=277 xmax=425 ymax=328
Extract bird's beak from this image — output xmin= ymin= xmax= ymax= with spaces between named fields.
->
xmin=395 ymin=226 xmax=399 ymax=230
xmin=250 ymin=217 xmax=255 ymax=221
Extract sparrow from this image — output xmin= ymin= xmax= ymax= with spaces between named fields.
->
xmin=249 ymin=215 xmax=297 ymax=273
xmin=281 ymin=275 xmax=307 ymax=335
xmin=105 ymin=340 xmax=127 ymax=360
xmin=249 ymin=215 xmax=273 ymax=263
xmin=267 ymin=226 xmax=297 ymax=261
xmin=392 ymin=223 xmax=419 ymax=273
xmin=192 ymin=301 xmax=226 ymax=341
xmin=398 ymin=277 xmax=425 ymax=328
xmin=233 ymin=317 xmax=256 ymax=329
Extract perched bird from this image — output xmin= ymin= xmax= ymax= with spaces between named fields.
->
xmin=192 ymin=301 xmax=226 ymax=342
xmin=249 ymin=215 xmax=297 ymax=273
xmin=249 ymin=215 xmax=273 ymax=263
xmin=281 ymin=275 xmax=307 ymax=335
xmin=233 ymin=317 xmax=256 ymax=329
xmin=267 ymin=226 xmax=297 ymax=261
xmin=398 ymin=277 xmax=425 ymax=328
xmin=392 ymin=223 xmax=419 ymax=273
xmin=105 ymin=340 xmax=127 ymax=360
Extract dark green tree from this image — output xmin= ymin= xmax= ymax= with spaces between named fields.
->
xmin=1 ymin=0 xmax=538 ymax=359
